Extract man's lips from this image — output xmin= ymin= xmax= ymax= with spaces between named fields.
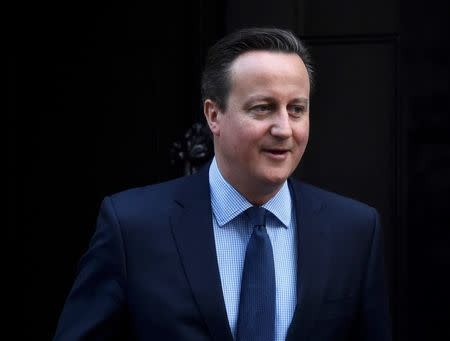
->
xmin=261 ymin=148 xmax=291 ymax=158
xmin=262 ymin=148 xmax=290 ymax=154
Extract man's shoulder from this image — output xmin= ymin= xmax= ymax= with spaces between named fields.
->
xmin=97 ymin=173 xmax=207 ymax=224
xmin=108 ymin=173 xmax=199 ymax=204
xmin=290 ymin=178 xmax=376 ymax=215
xmin=291 ymin=180 xmax=380 ymax=238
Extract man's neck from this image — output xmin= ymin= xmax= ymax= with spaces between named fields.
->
xmin=236 ymin=185 xmax=284 ymax=206
xmin=213 ymin=157 xmax=285 ymax=206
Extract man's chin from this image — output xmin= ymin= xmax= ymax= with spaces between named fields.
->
xmin=258 ymin=173 xmax=290 ymax=190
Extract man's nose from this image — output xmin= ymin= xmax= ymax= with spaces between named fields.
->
xmin=270 ymin=110 xmax=292 ymax=139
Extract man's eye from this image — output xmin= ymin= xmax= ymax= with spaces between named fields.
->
xmin=290 ymin=105 xmax=306 ymax=116
xmin=252 ymin=104 xmax=272 ymax=112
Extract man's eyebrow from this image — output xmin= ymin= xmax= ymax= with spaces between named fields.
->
xmin=291 ymin=97 xmax=309 ymax=104
xmin=243 ymin=96 xmax=310 ymax=110
xmin=245 ymin=95 xmax=276 ymax=103
xmin=242 ymin=96 xmax=275 ymax=109
xmin=245 ymin=96 xmax=309 ymax=103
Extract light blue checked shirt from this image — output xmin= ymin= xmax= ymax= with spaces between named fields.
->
xmin=209 ymin=157 xmax=297 ymax=341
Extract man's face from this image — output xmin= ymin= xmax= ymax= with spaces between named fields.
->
xmin=205 ymin=51 xmax=310 ymax=202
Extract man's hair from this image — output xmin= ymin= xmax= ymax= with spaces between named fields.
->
xmin=201 ymin=27 xmax=314 ymax=111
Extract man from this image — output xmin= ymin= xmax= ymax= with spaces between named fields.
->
xmin=54 ymin=27 xmax=391 ymax=340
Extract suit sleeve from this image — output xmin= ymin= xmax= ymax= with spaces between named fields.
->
xmin=359 ymin=208 xmax=392 ymax=341
xmin=53 ymin=196 xmax=127 ymax=340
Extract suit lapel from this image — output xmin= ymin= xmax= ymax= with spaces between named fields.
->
xmin=287 ymin=180 xmax=332 ymax=341
xmin=170 ymin=166 xmax=233 ymax=341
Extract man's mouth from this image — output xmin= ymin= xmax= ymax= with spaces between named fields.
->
xmin=267 ymin=149 xmax=287 ymax=154
xmin=262 ymin=148 xmax=290 ymax=158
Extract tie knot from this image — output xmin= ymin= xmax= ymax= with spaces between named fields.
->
xmin=246 ymin=206 xmax=267 ymax=228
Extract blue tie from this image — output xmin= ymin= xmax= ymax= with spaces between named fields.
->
xmin=236 ymin=206 xmax=275 ymax=341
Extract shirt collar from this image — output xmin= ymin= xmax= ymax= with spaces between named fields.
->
xmin=208 ymin=157 xmax=292 ymax=228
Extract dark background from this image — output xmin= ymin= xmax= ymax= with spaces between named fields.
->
xmin=8 ymin=0 xmax=449 ymax=340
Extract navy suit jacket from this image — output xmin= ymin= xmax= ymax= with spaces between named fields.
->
xmin=54 ymin=165 xmax=391 ymax=340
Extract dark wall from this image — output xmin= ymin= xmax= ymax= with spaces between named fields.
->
xmin=8 ymin=1 xmax=449 ymax=340
xmin=400 ymin=1 xmax=450 ymax=340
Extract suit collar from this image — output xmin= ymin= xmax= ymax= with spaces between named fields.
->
xmin=170 ymin=164 xmax=233 ymax=341
xmin=287 ymin=179 xmax=333 ymax=341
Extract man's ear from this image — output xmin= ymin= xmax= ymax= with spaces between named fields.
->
xmin=204 ymin=99 xmax=221 ymax=136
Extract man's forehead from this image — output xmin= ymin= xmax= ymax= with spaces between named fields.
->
xmin=229 ymin=51 xmax=309 ymax=82
xmin=245 ymin=94 xmax=309 ymax=102
xmin=232 ymin=51 xmax=294 ymax=68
